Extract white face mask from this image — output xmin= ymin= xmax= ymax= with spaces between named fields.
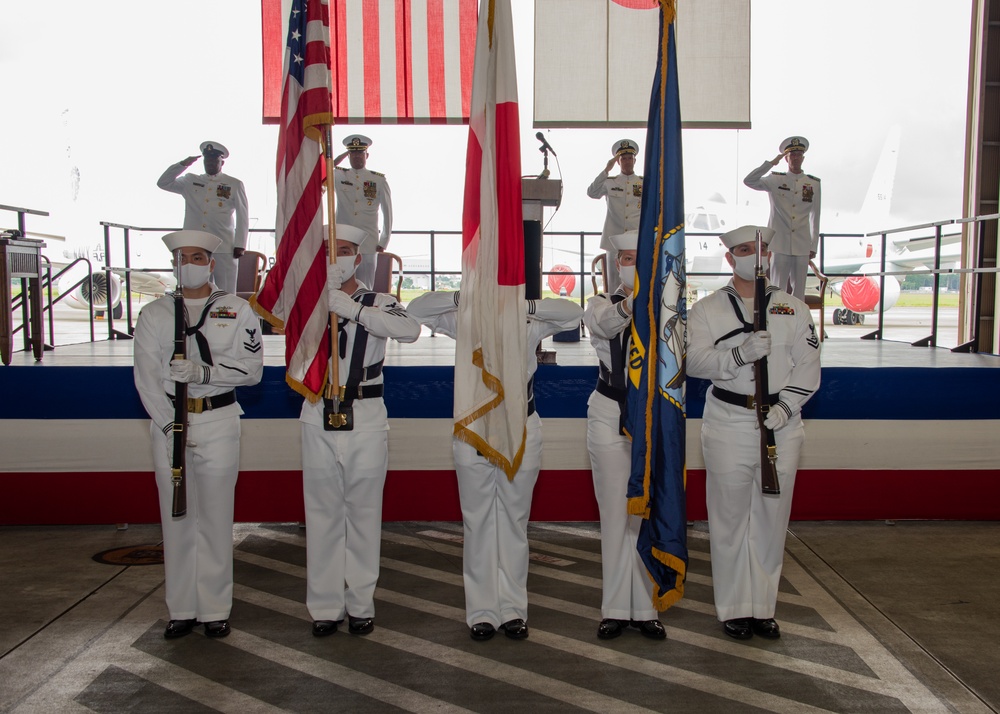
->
xmin=336 ymin=255 xmax=358 ymax=279
xmin=732 ymin=254 xmax=768 ymax=281
xmin=618 ymin=265 xmax=636 ymax=291
xmin=180 ymin=263 xmax=212 ymax=289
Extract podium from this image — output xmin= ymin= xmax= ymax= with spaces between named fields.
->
xmin=521 ymin=178 xmax=561 ymax=300
xmin=1 ymin=235 xmax=46 ymax=365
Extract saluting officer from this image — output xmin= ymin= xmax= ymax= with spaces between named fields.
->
xmin=743 ymin=136 xmax=821 ymax=301
xmin=133 ymin=230 xmax=264 ymax=640
xmin=157 ymin=142 xmax=250 ymax=295
xmin=407 ymin=291 xmax=583 ymax=642
xmin=333 ymin=135 xmax=393 ymax=290
xmin=583 ymin=230 xmax=665 ymax=642
xmin=687 ymin=225 xmax=821 ymax=641
xmin=587 ymin=139 xmax=643 ymax=294
xmin=304 ymin=224 xmax=420 ymax=639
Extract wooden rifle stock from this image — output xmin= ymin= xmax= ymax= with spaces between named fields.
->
xmin=170 ymin=289 xmax=189 ymax=517
xmin=752 ymin=230 xmax=780 ymax=495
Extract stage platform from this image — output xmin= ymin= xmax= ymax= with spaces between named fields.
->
xmin=2 ymin=329 xmax=999 ymax=524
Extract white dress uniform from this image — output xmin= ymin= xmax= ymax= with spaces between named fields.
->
xmin=333 ymin=167 xmax=392 ymax=289
xmin=157 ymin=165 xmax=250 ymax=295
xmin=407 ymin=292 xmax=583 ymax=628
xmin=587 ymin=170 xmax=643 ymax=294
xmin=687 ymin=281 xmax=821 ymax=623
xmin=300 ymin=288 xmax=419 ymax=623
xmin=133 ymin=287 xmax=263 ymax=622
xmin=583 ymin=288 xmax=658 ymax=623
xmin=743 ymin=162 xmax=821 ymax=301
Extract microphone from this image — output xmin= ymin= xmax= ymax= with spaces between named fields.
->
xmin=535 ymin=132 xmax=557 ymax=157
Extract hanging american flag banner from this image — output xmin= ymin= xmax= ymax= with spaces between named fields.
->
xmin=252 ymin=0 xmax=335 ymax=401
xmin=262 ymin=0 xmax=477 ymax=124
xmin=454 ymin=0 xmax=527 ymax=477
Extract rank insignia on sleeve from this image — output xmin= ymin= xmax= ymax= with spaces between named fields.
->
xmin=807 ymin=324 xmax=819 ymax=349
xmin=244 ymin=327 xmax=262 ymax=353
xmin=769 ymin=302 xmax=795 ymax=316
xmin=363 ymin=181 xmax=377 ymax=199
xmin=210 ymin=307 xmax=238 ymax=319
xmin=216 ymin=184 xmax=232 ymax=200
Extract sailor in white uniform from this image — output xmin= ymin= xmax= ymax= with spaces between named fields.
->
xmin=687 ymin=225 xmax=821 ymax=641
xmin=743 ymin=136 xmax=821 ymax=301
xmin=157 ymin=142 xmax=250 ymax=295
xmin=587 ymin=139 xmax=643 ymax=294
xmin=333 ymin=135 xmax=393 ymax=290
xmin=583 ymin=230 xmax=665 ymax=641
xmin=133 ymin=230 xmax=264 ymax=640
xmin=302 ymin=224 xmax=420 ymax=638
xmin=407 ymin=291 xmax=582 ymax=641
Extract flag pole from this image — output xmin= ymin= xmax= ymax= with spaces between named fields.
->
xmin=324 ymin=126 xmax=343 ymax=415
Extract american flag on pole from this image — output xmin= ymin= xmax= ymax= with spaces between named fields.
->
xmin=262 ymin=0 xmax=477 ymax=124
xmin=454 ymin=0 xmax=527 ymax=478
xmin=625 ymin=0 xmax=688 ymax=610
xmin=252 ymin=0 xmax=335 ymax=402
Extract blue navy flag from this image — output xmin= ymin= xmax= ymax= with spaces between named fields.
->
xmin=625 ymin=0 xmax=688 ymax=611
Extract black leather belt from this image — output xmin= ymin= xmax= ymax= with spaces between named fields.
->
xmin=711 ymin=386 xmax=778 ymax=410
xmin=340 ymin=383 xmax=384 ymax=403
xmin=595 ymin=378 xmax=627 ymax=404
xmin=167 ymin=389 xmax=236 ymax=414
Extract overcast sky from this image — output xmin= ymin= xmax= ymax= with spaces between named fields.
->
xmin=0 ymin=0 xmax=974 ymax=263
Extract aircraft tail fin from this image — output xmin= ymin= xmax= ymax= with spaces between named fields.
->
xmin=858 ymin=125 xmax=901 ymax=229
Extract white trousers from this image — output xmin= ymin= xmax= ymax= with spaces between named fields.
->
xmin=152 ymin=417 xmax=240 ymax=622
xmin=454 ymin=413 xmax=543 ymax=628
xmin=769 ymin=252 xmax=810 ymax=301
xmin=301 ymin=423 xmax=388 ymax=621
xmin=212 ymin=252 xmax=239 ymax=295
xmin=586 ymin=392 xmax=657 ymax=621
xmin=701 ymin=395 xmax=803 ymax=622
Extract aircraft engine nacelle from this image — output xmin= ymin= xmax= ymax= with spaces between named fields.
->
xmin=837 ymin=263 xmax=900 ymax=314
xmin=57 ymin=264 xmax=122 ymax=312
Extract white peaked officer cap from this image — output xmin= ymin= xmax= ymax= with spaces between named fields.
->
xmin=612 ymin=139 xmax=639 ymax=157
xmin=162 ymin=230 xmax=223 ymax=253
xmin=343 ymin=134 xmax=372 ymax=151
xmin=609 ymin=230 xmax=639 ymax=252
xmin=329 ymin=224 xmax=368 ymax=247
xmin=199 ymin=141 xmax=230 ymax=158
xmin=780 ymin=136 xmax=809 ymax=154
xmin=720 ymin=225 xmax=775 ymax=250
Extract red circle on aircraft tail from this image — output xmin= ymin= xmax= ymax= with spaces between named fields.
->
xmin=840 ymin=276 xmax=880 ymax=313
xmin=547 ymin=265 xmax=576 ymax=295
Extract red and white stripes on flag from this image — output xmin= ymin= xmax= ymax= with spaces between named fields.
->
xmin=455 ymin=0 xmax=527 ymax=479
xmin=262 ymin=0 xmax=477 ymax=124
xmin=252 ymin=0 xmax=335 ymax=402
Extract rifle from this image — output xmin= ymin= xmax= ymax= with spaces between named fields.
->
xmin=753 ymin=229 xmax=780 ymax=495
xmin=170 ymin=257 xmax=189 ymax=517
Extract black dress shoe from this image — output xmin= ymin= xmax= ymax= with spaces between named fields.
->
xmin=163 ymin=619 xmax=197 ymax=639
xmin=203 ymin=620 xmax=231 ymax=638
xmin=597 ymin=619 xmax=624 ymax=640
xmin=633 ymin=619 xmax=666 ymax=640
xmin=348 ymin=616 xmax=375 ymax=635
xmin=499 ymin=618 xmax=529 ymax=640
xmin=312 ymin=620 xmax=339 ymax=637
xmin=751 ymin=618 xmax=781 ymax=639
xmin=470 ymin=622 xmax=496 ymax=641
xmin=723 ymin=618 xmax=753 ymax=640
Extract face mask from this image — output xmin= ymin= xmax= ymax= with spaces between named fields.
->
xmin=336 ymin=255 xmax=358 ymax=278
xmin=732 ymin=254 xmax=768 ymax=281
xmin=180 ymin=263 xmax=212 ymax=289
xmin=618 ymin=265 xmax=636 ymax=290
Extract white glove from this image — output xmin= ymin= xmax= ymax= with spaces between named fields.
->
xmin=328 ymin=288 xmax=358 ymax=319
xmin=170 ymin=359 xmax=206 ymax=384
xmin=624 ymin=295 xmax=634 ymax=315
xmin=327 ymin=262 xmax=345 ymax=292
xmin=763 ymin=402 xmax=790 ymax=431
xmin=738 ymin=331 xmax=771 ymax=363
